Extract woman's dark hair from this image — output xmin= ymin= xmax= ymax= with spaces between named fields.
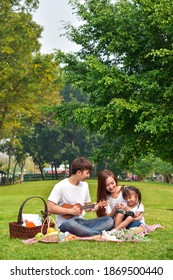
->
xmin=122 ymin=186 xmax=141 ymax=206
xmin=71 ymin=157 xmax=92 ymax=174
xmin=96 ymin=170 xmax=118 ymax=217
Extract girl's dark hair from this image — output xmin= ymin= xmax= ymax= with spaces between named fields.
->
xmin=71 ymin=157 xmax=92 ymax=174
xmin=96 ymin=170 xmax=118 ymax=217
xmin=122 ymin=186 xmax=141 ymax=206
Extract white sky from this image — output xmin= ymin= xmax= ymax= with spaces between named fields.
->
xmin=33 ymin=0 xmax=81 ymax=53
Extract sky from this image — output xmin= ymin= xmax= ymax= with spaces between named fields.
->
xmin=33 ymin=0 xmax=81 ymax=53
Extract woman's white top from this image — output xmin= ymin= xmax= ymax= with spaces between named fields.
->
xmin=105 ymin=192 xmax=126 ymax=214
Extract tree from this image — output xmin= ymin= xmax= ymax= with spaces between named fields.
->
xmin=153 ymin=157 xmax=173 ymax=183
xmin=54 ymin=0 xmax=173 ymax=167
xmin=0 ymin=1 xmax=40 ymax=139
xmin=23 ymin=82 xmax=104 ymax=178
xmin=0 ymin=136 xmax=26 ymax=183
xmin=0 ymin=1 xmax=62 ymax=182
xmin=0 ymin=1 xmax=62 ymax=141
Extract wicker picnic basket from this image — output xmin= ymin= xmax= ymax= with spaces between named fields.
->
xmin=9 ymin=196 xmax=55 ymax=239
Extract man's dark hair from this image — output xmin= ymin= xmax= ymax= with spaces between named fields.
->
xmin=71 ymin=157 xmax=92 ymax=174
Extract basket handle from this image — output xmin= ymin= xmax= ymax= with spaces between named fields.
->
xmin=17 ymin=196 xmax=49 ymax=225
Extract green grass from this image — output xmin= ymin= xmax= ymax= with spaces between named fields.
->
xmin=0 ymin=180 xmax=173 ymax=260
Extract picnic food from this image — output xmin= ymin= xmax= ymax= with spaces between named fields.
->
xmin=47 ymin=227 xmax=55 ymax=234
xmin=65 ymin=233 xmax=78 ymax=241
xmin=40 ymin=231 xmax=60 ymax=242
xmin=35 ymin=232 xmax=44 ymax=240
xmin=25 ymin=219 xmax=36 ymax=228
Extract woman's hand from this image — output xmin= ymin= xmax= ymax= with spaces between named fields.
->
xmin=93 ymin=201 xmax=108 ymax=211
xmin=114 ymin=203 xmax=121 ymax=210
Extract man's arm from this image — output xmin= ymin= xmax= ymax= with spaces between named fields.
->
xmin=47 ymin=200 xmax=82 ymax=217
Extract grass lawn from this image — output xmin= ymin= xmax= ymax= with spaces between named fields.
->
xmin=0 ymin=179 xmax=173 ymax=260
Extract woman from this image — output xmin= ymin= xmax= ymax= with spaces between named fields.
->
xmin=96 ymin=170 xmax=140 ymax=229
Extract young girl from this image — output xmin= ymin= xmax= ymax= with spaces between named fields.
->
xmin=114 ymin=186 xmax=145 ymax=230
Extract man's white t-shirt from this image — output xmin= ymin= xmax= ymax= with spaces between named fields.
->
xmin=48 ymin=178 xmax=91 ymax=227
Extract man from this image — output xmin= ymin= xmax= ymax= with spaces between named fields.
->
xmin=47 ymin=157 xmax=114 ymax=236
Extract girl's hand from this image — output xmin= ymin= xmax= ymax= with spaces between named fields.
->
xmin=116 ymin=203 xmax=128 ymax=211
xmin=134 ymin=212 xmax=143 ymax=221
xmin=134 ymin=216 xmax=140 ymax=221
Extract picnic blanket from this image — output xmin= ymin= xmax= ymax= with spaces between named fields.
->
xmin=22 ymin=224 xmax=164 ymax=244
xmin=79 ymin=224 xmax=164 ymax=242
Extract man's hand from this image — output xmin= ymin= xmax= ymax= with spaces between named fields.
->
xmin=71 ymin=204 xmax=82 ymax=216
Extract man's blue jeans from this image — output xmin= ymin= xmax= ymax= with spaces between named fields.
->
xmin=59 ymin=216 xmax=114 ymax=237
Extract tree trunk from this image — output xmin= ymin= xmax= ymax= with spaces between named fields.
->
xmin=12 ymin=161 xmax=18 ymax=184
xmin=19 ymin=160 xmax=25 ymax=183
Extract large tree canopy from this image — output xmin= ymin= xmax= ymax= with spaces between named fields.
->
xmin=0 ymin=0 xmax=62 ymax=140
xmin=55 ymin=0 xmax=173 ymax=165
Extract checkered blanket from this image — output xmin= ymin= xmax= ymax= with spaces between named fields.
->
xmin=78 ymin=224 xmax=164 ymax=242
xmin=141 ymin=224 xmax=164 ymax=234
xmin=23 ymin=224 xmax=164 ymax=244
